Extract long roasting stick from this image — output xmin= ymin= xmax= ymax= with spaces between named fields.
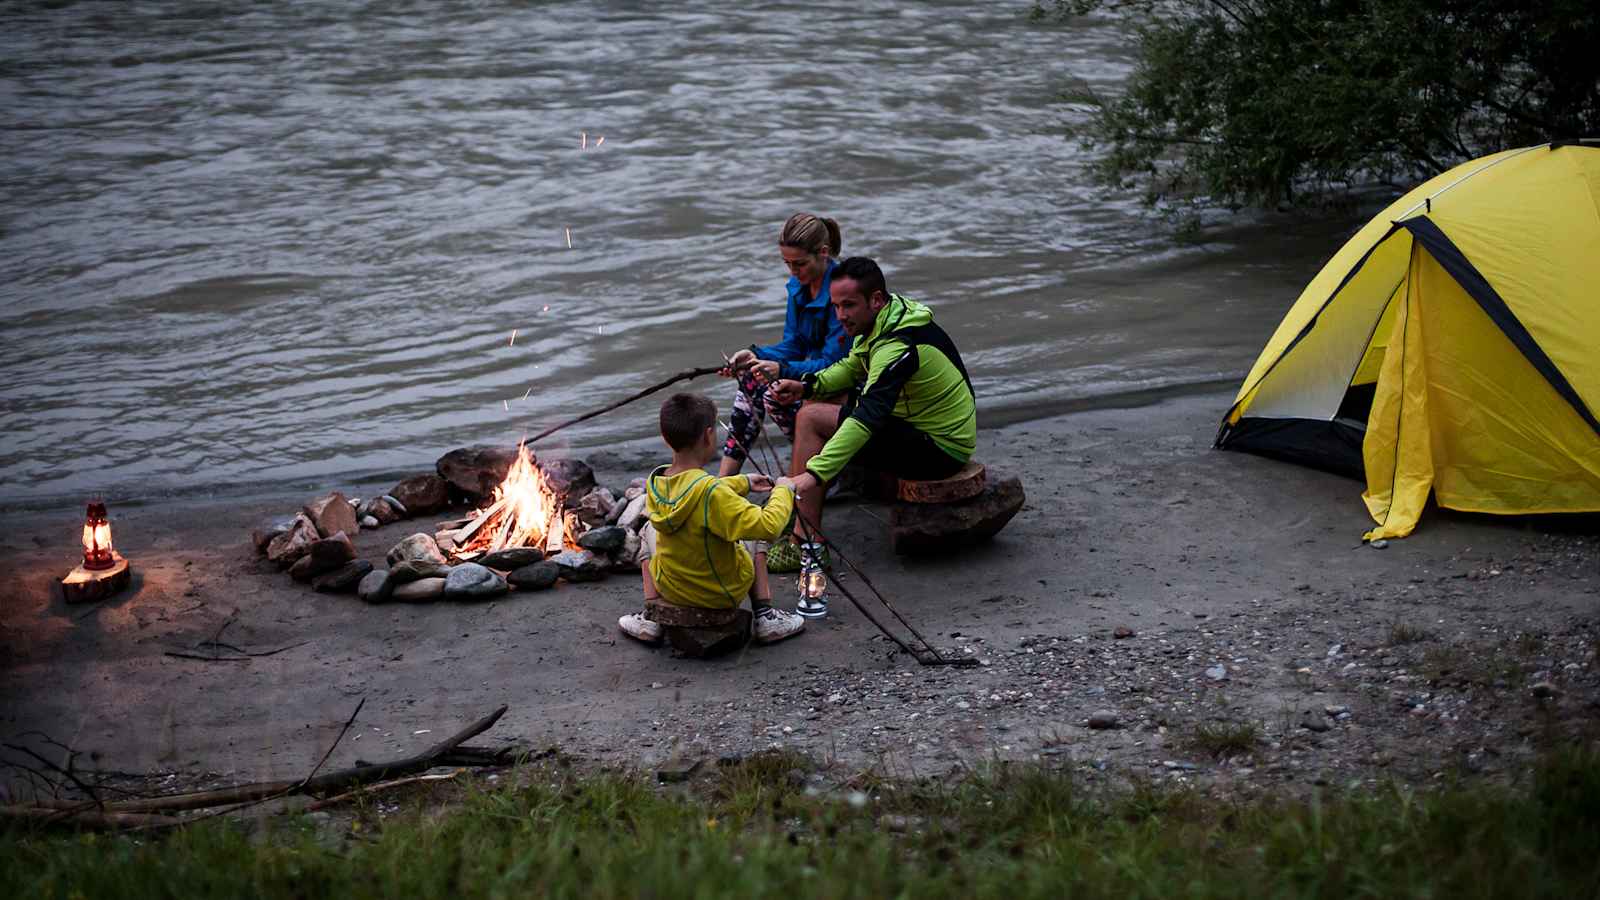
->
xmin=525 ymin=365 xmax=725 ymax=445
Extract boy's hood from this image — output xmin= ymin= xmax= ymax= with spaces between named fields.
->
xmin=646 ymin=465 xmax=718 ymax=533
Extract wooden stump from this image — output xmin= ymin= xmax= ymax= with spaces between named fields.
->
xmin=646 ymin=599 xmax=751 ymax=658
xmin=897 ymin=461 xmax=987 ymax=504
xmin=890 ymin=470 xmax=1024 ymax=555
xmin=61 ymin=554 xmax=132 ymax=604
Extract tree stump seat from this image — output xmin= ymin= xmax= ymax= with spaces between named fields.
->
xmin=897 ymin=461 xmax=987 ymax=504
xmin=888 ymin=461 xmax=1025 ymax=555
xmin=645 ymin=598 xmax=751 ymax=658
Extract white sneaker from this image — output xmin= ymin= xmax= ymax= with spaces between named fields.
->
xmin=753 ymin=606 xmax=805 ymax=644
xmin=619 ymin=611 xmax=663 ymax=644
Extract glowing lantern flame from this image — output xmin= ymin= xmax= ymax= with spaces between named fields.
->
xmin=82 ymin=500 xmax=114 ymax=570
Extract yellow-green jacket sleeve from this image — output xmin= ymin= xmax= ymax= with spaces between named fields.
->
xmin=706 ymin=483 xmax=794 ymax=543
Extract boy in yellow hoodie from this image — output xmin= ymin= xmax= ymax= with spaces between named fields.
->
xmin=618 ymin=393 xmax=806 ymax=646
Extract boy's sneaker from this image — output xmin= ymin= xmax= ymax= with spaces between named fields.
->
xmin=753 ymin=606 xmax=805 ymax=643
xmin=618 ymin=611 xmax=663 ymax=644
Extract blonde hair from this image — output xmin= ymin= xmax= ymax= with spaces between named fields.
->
xmin=779 ymin=213 xmax=841 ymax=257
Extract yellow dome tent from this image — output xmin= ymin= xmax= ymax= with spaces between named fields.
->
xmin=1216 ymin=142 xmax=1600 ymax=540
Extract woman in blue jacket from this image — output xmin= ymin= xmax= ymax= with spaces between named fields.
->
xmin=719 ymin=212 xmax=849 ymax=478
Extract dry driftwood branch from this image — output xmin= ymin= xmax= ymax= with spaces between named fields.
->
xmin=302 ymin=769 xmax=463 ymax=812
xmin=2 ymin=742 xmax=102 ymax=809
xmin=33 ymin=705 xmax=508 ymax=815
xmin=0 ymin=805 xmax=183 ymax=830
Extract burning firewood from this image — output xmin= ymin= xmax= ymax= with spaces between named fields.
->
xmin=453 ymin=443 xmax=577 ymax=560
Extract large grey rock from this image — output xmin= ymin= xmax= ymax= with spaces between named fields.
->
xmin=605 ymin=491 xmax=635 ymax=525
xmin=480 ymin=547 xmax=544 ymax=570
xmin=444 ymin=563 xmax=509 ymax=601
xmin=359 ymin=496 xmax=403 ymax=526
xmin=266 ymin=514 xmax=320 ymax=568
xmin=314 ymin=559 xmax=374 ymax=594
xmin=548 ymin=549 xmax=606 ymax=582
xmin=304 ymin=492 xmax=359 ymax=540
xmin=391 ymin=577 xmax=447 ymax=603
xmin=390 ymin=474 xmax=450 ymax=515
xmin=616 ymin=493 xmax=649 ymax=532
xmin=251 ymin=515 xmax=298 ymax=555
xmin=390 ymin=558 xmax=452 ymax=583
xmin=357 ymin=568 xmax=396 ymax=603
xmin=609 ymin=531 xmax=643 ymax=573
xmin=387 ymin=533 xmax=446 ymax=568
xmin=287 ymin=554 xmax=321 ymax=582
xmin=577 ymin=525 xmax=628 ymax=555
xmin=290 ymin=531 xmax=356 ymax=581
xmin=310 ymin=531 xmax=355 ymax=568
xmin=889 ymin=471 xmax=1025 ymax=555
xmin=508 ymin=561 xmax=561 ymax=591
xmin=572 ymin=491 xmax=612 ymax=528
xmin=540 ymin=457 xmax=595 ymax=499
xmin=436 ymin=445 xmax=521 ymax=500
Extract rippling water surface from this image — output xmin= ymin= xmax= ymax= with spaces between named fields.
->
xmin=0 ymin=0 xmax=1357 ymax=503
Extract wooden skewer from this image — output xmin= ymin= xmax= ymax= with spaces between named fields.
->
xmin=524 ymin=365 xmax=725 ymax=445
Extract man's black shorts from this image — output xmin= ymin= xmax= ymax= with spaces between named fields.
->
xmin=838 ymin=407 xmax=965 ymax=482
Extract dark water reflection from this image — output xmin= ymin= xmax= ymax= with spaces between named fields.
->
xmin=0 ymin=0 xmax=1355 ymax=503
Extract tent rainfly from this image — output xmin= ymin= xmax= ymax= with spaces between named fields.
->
xmin=1216 ymin=142 xmax=1600 ymax=541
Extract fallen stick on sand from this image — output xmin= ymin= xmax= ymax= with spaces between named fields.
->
xmin=22 ymin=705 xmax=511 ymax=822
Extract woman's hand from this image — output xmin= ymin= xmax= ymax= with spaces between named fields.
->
xmin=774 ymin=476 xmax=797 ymax=493
xmin=720 ymin=348 xmax=757 ymax=377
xmin=749 ymin=359 xmax=779 ymax=382
xmin=770 ymin=379 xmax=805 ymax=405
xmin=746 ymin=473 xmax=773 ymax=492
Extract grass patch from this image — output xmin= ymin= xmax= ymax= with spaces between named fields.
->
xmin=1388 ymin=621 xmax=1432 ymax=645
xmin=1420 ymin=644 xmax=1525 ymax=687
xmin=4 ymin=748 xmax=1600 ymax=898
xmin=1187 ymin=721 xmax=1261 ymax=760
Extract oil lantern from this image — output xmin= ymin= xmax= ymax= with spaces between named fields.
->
xmin=81 ymin=500 xmax=115 ymax=570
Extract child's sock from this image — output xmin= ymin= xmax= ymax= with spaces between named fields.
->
xmin=752 ymin=599 xmax=773 ymax=615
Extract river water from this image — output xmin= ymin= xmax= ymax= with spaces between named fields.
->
xmin=0 ymin=0 xmax=1360 ymax=505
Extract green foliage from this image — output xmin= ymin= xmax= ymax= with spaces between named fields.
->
xmin=1039 ymin=0 xmax=1600 ymax=209
xmin=1188 ymin=719 xmax=1262 ymax=759
xmin=4 ymin=749 xmax=1600 ymax=898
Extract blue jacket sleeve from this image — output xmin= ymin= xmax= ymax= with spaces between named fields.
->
xmin=776 ymin=313 xmax=849 ymax=380
xmin=750 ymin=286 xmax=808 ymax=363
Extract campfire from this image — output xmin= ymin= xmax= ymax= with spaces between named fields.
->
xmin=450 ymin=444 xmax=578 ymax=560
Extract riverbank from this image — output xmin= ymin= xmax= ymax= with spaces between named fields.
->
xmin=2 ymin=391 xmax=1596 ymax=796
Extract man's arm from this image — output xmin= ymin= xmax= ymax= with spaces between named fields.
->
xmin=801 ymin=340 xmax=919 ymax=483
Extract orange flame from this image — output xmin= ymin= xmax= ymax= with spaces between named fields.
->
xmin=456 ymin=443 xmax=576 ymax=556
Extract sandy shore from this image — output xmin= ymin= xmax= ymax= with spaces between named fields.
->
xmin=3 ymin=391 xmax=1596 ymax=795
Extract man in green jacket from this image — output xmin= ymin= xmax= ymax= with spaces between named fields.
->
xmin=768 ymin=256 xmax=976 ymax=616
